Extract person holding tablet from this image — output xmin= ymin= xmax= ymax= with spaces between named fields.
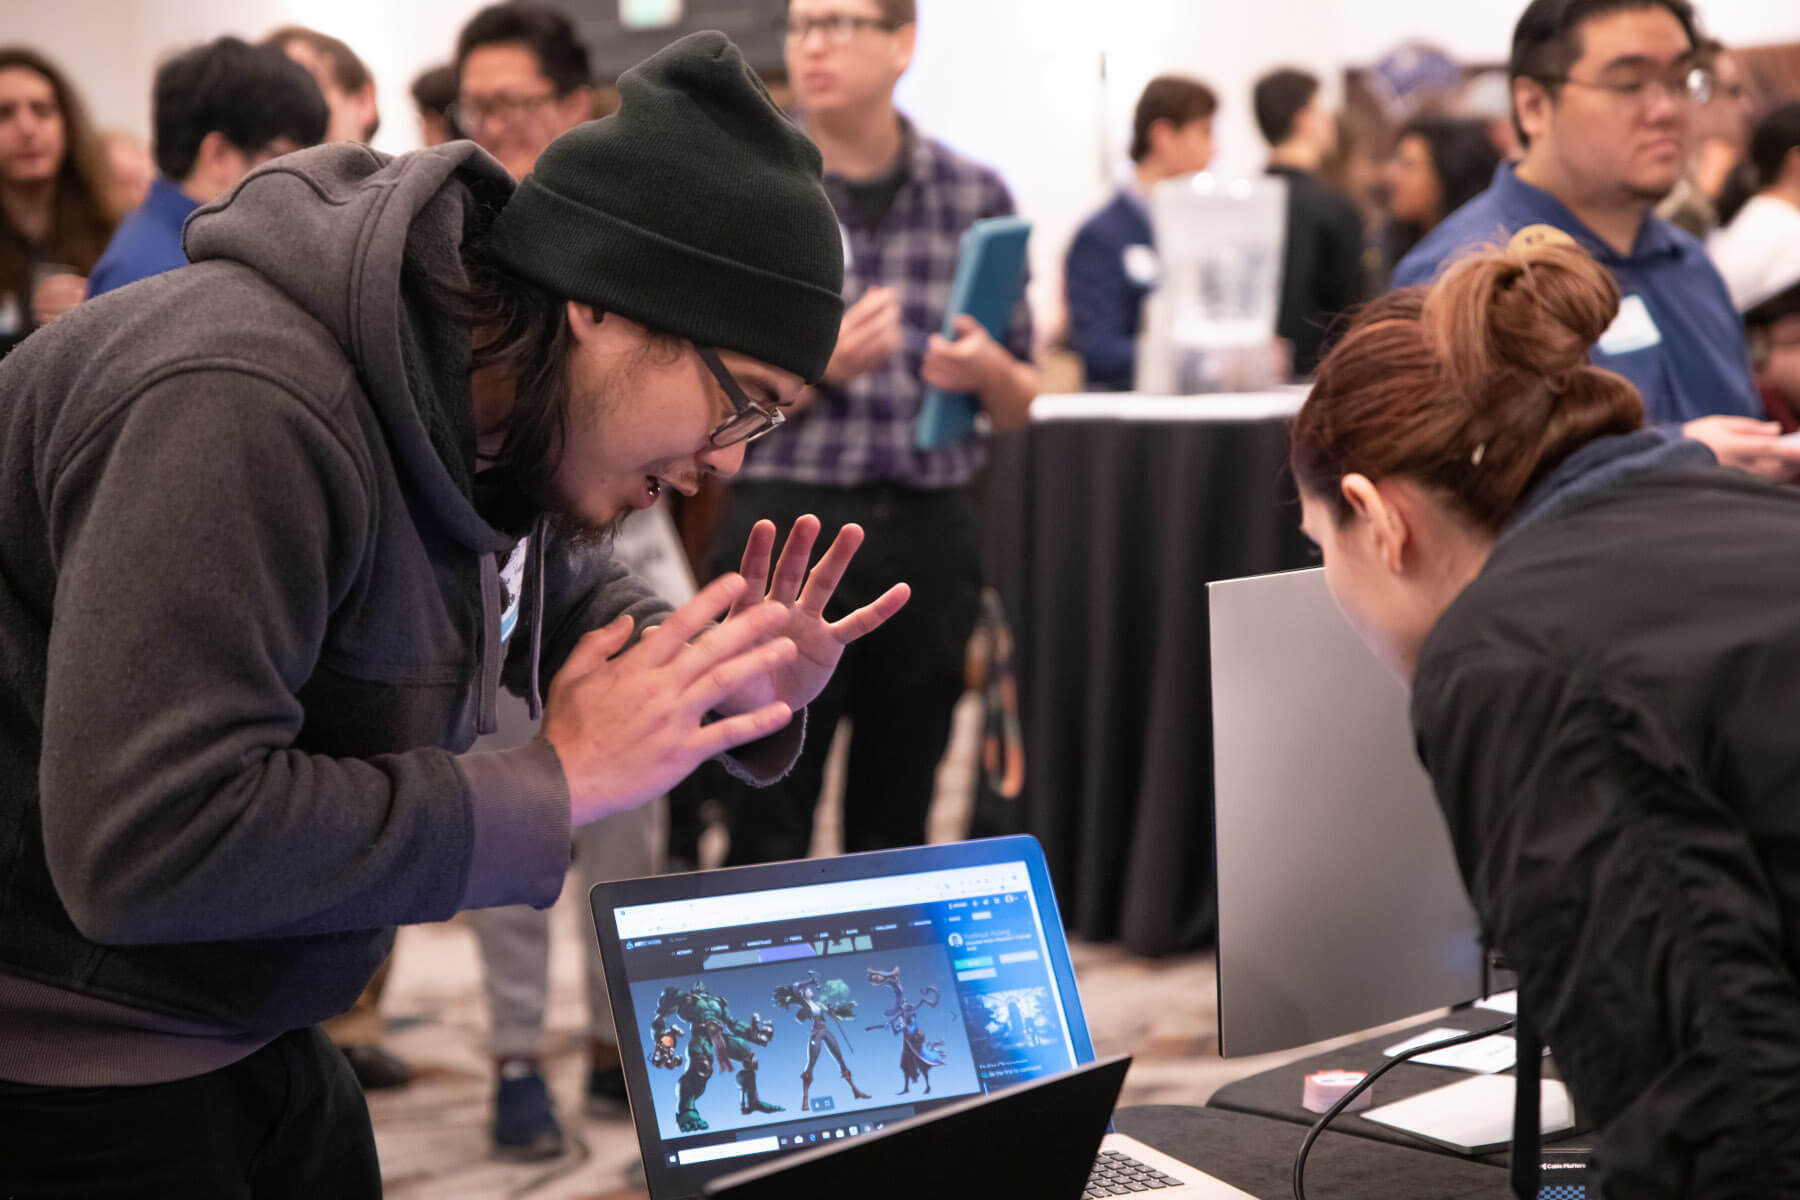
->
xmin=1291 ymin=230 xmax=1800 ymax=1193
xmin=706 ymin=0 xmax=1039 ymax=867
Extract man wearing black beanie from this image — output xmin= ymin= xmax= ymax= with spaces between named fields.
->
xmin=0 ymin=31 xmax=906 ymax=1195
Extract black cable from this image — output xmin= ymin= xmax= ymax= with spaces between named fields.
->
xmin=1292 ymin=1018 xmax=1517 ymax=1200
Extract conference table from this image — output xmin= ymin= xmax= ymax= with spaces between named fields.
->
xmin=979 ymin=391 xmax=1314 ymax=956
xmin=1208 ymin=1007 xmax=1588 ymax=1167
xmin=1115 ymin=1105 xmax=1512 ymax=1198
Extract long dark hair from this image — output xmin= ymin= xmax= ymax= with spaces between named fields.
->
xmin=459 ymin=241 xmax=683 ymax=509
xmin=1385 ymin=115 xmax=1502 ymax=274
xmin=463 ymin=244 xmax=578 ymax=505
xmin=0 ymin=47 xmax=117 ymax=293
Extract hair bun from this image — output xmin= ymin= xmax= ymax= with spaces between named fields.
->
xmin=1422 ymin=232 xmax=1621 ymax=396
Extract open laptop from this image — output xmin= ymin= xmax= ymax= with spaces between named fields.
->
xmin=590 ymin=835 xmax=1256 ymax=1199
xmin=707 ymin=1055 xmax=1130 ymax=1199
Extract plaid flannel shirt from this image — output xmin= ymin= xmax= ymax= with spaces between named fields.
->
xmin=739 ymin=116 xmax=1034 ymax=489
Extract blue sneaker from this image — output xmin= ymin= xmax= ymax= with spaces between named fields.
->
xmin=492 ymin=1059 xmax=565 ymax=1162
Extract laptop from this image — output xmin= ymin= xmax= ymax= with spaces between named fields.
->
xmin=707 ymin=1055 xmax=1129 ymax=1199
xmin=589 ymin=834 xmax=1257 ymax=1199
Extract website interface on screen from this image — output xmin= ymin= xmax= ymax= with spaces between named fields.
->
xmin=610 ymin=861 xmax=1079 ymax=1173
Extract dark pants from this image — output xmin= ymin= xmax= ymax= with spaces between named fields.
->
xmin=710 ymin=480 xmax=983 ymax=865
xmin=0 ymin=1026 xmax=381 ymax=1199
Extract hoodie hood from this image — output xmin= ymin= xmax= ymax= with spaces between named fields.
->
xmin=184 ymin=141 xmax=518 ymax=557
xmin=1498 ymin=428 xmax=1716 ymax=548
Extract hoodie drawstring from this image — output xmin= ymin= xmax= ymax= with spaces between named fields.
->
xmin=526 ymin=516 xmax=546 ymax=723
xmin=476 ymin=550 xmax=503 ymax=736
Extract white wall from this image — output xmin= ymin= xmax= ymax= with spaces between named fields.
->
xmin=10 ymin=0 xmax=1800 ymax=329
xmin=896 ymin=0 xmax=1800 ymax=327
xmin=6 ymin=0 xmax=489 ymax=155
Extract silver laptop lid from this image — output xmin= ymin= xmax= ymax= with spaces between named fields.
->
xmin=1208 ymin=567 xmax=1491 ymax=1056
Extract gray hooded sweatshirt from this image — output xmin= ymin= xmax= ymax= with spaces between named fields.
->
xmin=0 ymin=142 xmax=799 ymax=1085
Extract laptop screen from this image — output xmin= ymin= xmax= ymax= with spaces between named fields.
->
xmin=591 ymin=836 xmax=1095 ymax=1197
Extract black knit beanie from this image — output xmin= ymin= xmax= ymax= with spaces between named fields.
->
xmin=482 ymin=31 xmax=844 ymax=383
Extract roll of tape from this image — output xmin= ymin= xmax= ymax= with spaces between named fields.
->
xmin=1302 ymin=1069 xmax=1371 ymax=1114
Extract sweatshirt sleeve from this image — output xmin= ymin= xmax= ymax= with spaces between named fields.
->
xmin=518 ymin=535 xmax=807 ymax=786
xmin=1413 ymin=656 xmax=1800 ymax=1196
xmin=37 ymin=370 xmax=561 ymax=945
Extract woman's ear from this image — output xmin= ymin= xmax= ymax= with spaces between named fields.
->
xmin=1340 ymin=473 xmax=1411 ymax=575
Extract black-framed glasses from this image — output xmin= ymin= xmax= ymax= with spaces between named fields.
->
xmin=1534 ymin=63 xmax=1714 ymax=106
xmin=696 ymin=345 xmax=785 ymax=448
xmin=447 ymin=90 xmax=559 ymax=131
xmin=781 ymin=13 xmax=899 ymax=44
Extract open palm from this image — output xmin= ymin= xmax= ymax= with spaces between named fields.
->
xmin=711 ymin=516 xmax=910 ymax=717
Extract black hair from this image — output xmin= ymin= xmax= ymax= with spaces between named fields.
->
xmin=459 ymin=243 xmax=682 ymax=509
xmin=455 ymin=4 xmax=592 ymax=96
xmin=411 ymin=63 xmax=458 ymax=120
xmin=1130 ymin=75 xmax=1218 ymax=163
xmin=1253 ymin=68 xmax=1319 ymax=147
xmin=1750 ymin=102 xmax=1800 ymax=191
xmin=153 ymin=37 xmax=328 ymax=181
xmin=1385 ymin=115 xmax=1505 ymax=271
xmin=1507 ymin=0 xmax=1700 ymax=148
xmin=1401 ymin=114 xmax=1503 ymax=216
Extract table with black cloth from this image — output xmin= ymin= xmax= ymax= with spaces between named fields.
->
xmin=1207 ymin=1006 xmax=1589 ymax=1168
xmin=1114 ymin=1105 xmax=1510 ymax=1197
xmin=977 ymin=392 xmax=1314 ymax=956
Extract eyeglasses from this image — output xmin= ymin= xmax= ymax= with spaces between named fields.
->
xmin=1535 ymin=64 xmax=1715 ymax=107
xmin=696 ymin=345 xmax=785 ymax=448
xmin=781 ymin=13 xmax=898 ymax=44
xmin=447 ymin=91 xmax=559 ymax=131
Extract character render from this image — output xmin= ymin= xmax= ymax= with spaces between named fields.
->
xmin=773 ymin=971 xmax=871 ymax=1111
xmin=866 ymin=966 xmax=948 ymax=1095
xmin=649 ymin=981 xmax=781 ymax=1133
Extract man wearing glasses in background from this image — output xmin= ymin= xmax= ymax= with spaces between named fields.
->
xmin=449 ymin=2 xmax=708 ymax=1162
xmin=697 ymin=0 xmax=1038 ymax=870
xmin=1394 ymin=0 xmax=1800 ymax=482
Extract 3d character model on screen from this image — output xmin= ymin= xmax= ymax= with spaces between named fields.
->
xmin=649 ymin=981 xmax=781 ymax=1133
xmin=773 ymin=971 xmax=871 ymax=1111
xmin=866 ymin=966 xmax=947 ymax=1095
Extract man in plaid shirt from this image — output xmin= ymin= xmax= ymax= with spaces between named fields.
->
xmin=708 ymin=0 xmax=1038 ymax=864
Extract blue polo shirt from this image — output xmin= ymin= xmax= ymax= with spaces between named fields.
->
xmin=87 ymin=177 xmax=200 ymax=299
xmin=1393 ymin=162 xmax=1758 ymax=425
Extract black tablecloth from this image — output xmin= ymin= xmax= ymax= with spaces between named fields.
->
xmin=1114 ymin=1105 xmax=1510 ymax=1198
xmin=979 ymin=415 xmax=1313 ymax=955
xmin=1207 ymin=1010 xmax=1589 ymax=1167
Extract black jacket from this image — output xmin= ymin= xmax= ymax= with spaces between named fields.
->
xmin=1412 ymin=433 xmax=1800 ymax=1197
xmin=1267 ymin=165 xmax=1365 ymax=378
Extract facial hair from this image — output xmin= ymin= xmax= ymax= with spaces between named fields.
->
xmin=516 ymin=353 xmax=634 ymax=549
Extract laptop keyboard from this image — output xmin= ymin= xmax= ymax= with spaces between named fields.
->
xmin=1083 ymin=1148 xmax=1184 ymax=1195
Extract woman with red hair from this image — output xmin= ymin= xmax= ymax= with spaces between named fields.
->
xmin=1293 ymin=229 xmax=1800 ymax=1195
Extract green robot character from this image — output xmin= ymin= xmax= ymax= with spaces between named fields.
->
xmin=649 ymin=981 xmax=782 ymax=1133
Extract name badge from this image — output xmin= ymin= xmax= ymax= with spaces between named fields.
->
xmin=1121 ymin=244 xmax=1161 ymax=288
xmin=1597 ymin=294 xmax=1662 ymax=356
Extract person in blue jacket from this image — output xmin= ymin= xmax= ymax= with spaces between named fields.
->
xmin=87 ymin=37 xmax=325 ymax=298
xmin=1064 ymin=74 xmax=1217 ymax=390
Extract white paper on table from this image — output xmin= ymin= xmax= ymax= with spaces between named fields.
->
xmin=1383 ymin=1027 xmax=1520 ymax=1074
xmin=1363 ymin=1075 xmax=1574 ymax=1154
xmin=1475 ymin=990 xmax=1519 ymax=1015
